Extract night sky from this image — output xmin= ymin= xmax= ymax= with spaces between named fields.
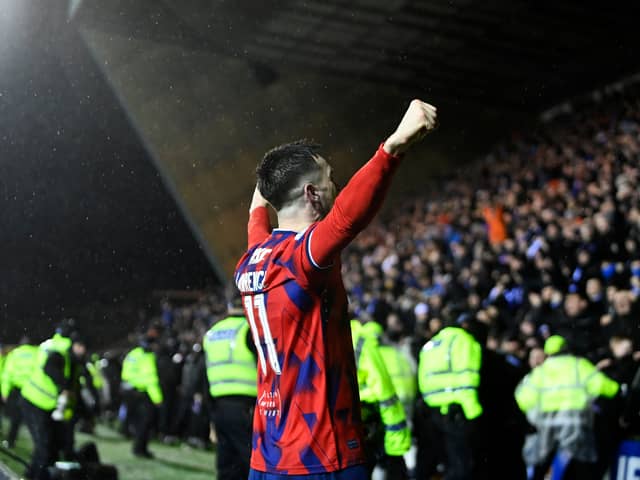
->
xmin=0 ymin=1 xmax=217 ymax=344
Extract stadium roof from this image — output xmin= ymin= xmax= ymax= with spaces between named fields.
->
xmin=74 ymin=0 xmax=640 ymax=111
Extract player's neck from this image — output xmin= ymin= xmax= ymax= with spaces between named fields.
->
xmin=276 ymin=216 xmax=313 ymax=233
xmin=276 ymin=205 xmax=317 ymax=233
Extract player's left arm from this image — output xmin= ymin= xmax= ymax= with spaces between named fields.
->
xmin=247 ymin=186 xmax=272 ymax=248
xmin=306 ymin=100 xmax=438 ymax=270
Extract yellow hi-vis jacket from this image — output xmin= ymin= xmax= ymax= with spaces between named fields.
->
xmin=0 ymin=351 xmax=6 ymax=397
xmin=21 ymin=334 xmax=72 ymax=411
xmin=203 ymin=316 xmax=257 ymax=398
xmin=379 ymin=344 xmax=417 ymax=419
xmin=418 ymin=326 xmax=483 ymax=420
xmin=1 ymin=344 xmax=38 ymax=399
xmin=121 ymin=347 xmax=163 ymax=405
xmin=515 ymin=353 xmax=618 ymax=464
xmin=351 ymin=320 xmax=410 ymax=456
xmin=86 ymin=358 xmax=104 ymax=390
xmin=516 ymin=354 xmax=618 ymax=414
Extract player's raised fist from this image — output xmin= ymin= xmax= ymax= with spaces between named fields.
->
xmin=384 ymin=99 xmax=438 ymax=156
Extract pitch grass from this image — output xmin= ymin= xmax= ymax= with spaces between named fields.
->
xmin=0 ymin=418 xmax=217 ymax=480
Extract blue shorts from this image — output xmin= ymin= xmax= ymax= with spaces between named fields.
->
xmin=248 ymin=465 xmax=368 ymax=480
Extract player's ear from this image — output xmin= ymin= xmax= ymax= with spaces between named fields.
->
xmin=303 ymin=183 xmax=321 ymax=202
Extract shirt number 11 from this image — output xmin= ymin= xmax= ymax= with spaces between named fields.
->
xmin=244 ymin=293 xmax=282 ymax=376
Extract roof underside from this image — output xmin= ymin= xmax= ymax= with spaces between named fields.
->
xmin=75 ymin=0 xmax=640 ymax=111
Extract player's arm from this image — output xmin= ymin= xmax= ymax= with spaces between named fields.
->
xmin=307 ymin=100 xmax=437 ymax=268
xmin=247 ymin=186 xmax=272 ymax=248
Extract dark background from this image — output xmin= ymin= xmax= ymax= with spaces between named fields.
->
xmin=0 ymin=0 xmax=217 ymax=344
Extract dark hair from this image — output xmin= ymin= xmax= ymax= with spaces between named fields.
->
xmin=256 ymin=140 xmax=322 ymax=210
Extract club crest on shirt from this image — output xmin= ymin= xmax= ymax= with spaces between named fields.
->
xmin=249 ymin=248 xmax=272 ymax=265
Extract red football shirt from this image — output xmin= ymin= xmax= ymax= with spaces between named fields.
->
xmin=235 ymin=144 xmax=401 ymax=474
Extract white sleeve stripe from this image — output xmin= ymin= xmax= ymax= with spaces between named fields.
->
xmin=307 ymin=229 xmax=333 ymax=270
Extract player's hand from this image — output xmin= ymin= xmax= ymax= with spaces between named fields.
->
xmin=249 ymin=185 xmax=269 ymax=212
xmin=384 ymin=99 xmax=438 ymax=155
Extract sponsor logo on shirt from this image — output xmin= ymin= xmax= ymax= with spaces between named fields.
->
xmin=258 ymin=389 xmax=281 ymax=418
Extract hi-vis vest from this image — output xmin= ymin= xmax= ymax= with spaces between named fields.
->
xmin=516 ymin=354 xmax=619 ymax=414
xmin=1 ymin=344 xmax=38 ymax=399
xmin=121 ymin=347 xmax=163 ymax=405
xmin=379 ymin=344 xmax=417 ymax=416
xmin=351 ymin=320 xmax=410 ymax=456
xmin=21 ymin=334 xmax=72 ymax=411
xmin=418 ymin=327 xmax=483 ymax=420
xmin=86 ymin=356 xmax=104 ymax=390
xmin=0 ymin=352 xmax=5 ymax=390
xmin=203 ymin=316 xmax=257 ymax=398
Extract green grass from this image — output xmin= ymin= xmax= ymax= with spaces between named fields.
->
xmin=0 ymin=416 xmax=31 ymax=477
xmin=0 ymin=418 xmax=217 ymax=480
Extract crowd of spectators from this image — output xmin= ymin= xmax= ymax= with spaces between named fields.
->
xmin=344 ymin=84 xmax=640 ymax=376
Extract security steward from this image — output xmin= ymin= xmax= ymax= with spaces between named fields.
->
xmin=378 ymin=338 xmax=417 ymax=426
xmin=1 ymin=339 xmax=37 ymax=448
xmin=378 ymin=334 xmax=417 ymax=475
xmin=121 ymin=334 xmax=164 ymax=458
xmin=515 ymin=335 xmax=619 ymax=480
xmin=20 ymin=321 xmax=77 ymax=480
xmin=202 ymin=293 xmax=257 ymax=480
xmin=86 ymin=353 xmax=105 ymax=401
xmin=417 ymin=320 xmax=484 ymax=480
xmin=351 ymin=319 xmax=411 ymax=479
xmin=67 ymin=334 xmax=100 ymax=440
